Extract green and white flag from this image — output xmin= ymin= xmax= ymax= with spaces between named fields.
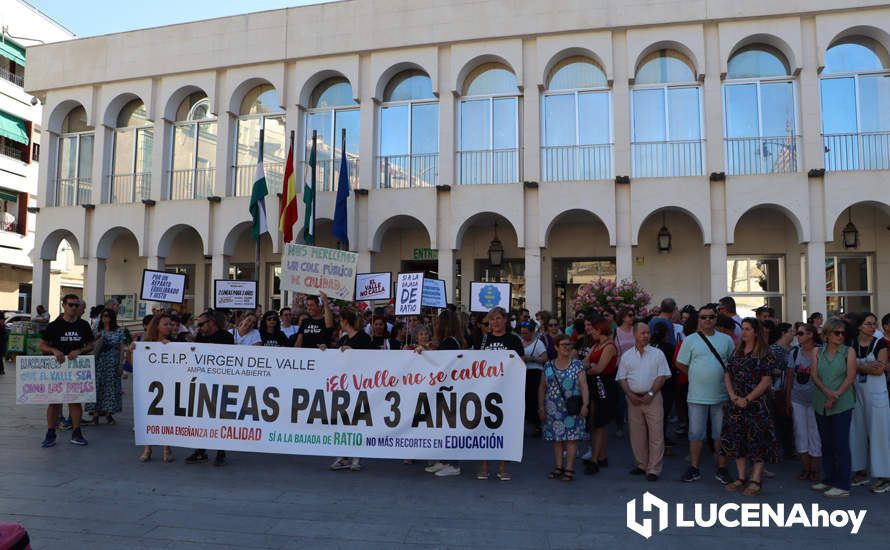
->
xmin=249 ymin=148 xmax=269 ymax=241
xmin=302 ymin=134 xmax=317 ymax=245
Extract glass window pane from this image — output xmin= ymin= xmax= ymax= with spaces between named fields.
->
xmin=636 ymin=50 xmax=695 ymax=85
xmin=311 ymin=80 xmax=356 ymax=108
xmin=858 ymin=74 xmax=890 ymax=132
xmin=172 ymin=124 xmax=196 ymax=172
xmin=333 ymin=109 xmax=360 ymax=157
xmin=263 ymin=115 xmax=286 ymax=166
xmin=548 ymin=58 xmax=607 ymax=90
xmin=464 ymin=64 xmax=517 ymax=96
xmin=824 ymin=42 xmax=885 ymax=74
xmin=78 ymin=135 xmax=93 ymax=179
xmin=543 ymin=94 xmax=576 ymax=146
xmin=753 ymin=258 xmax=781 ymax=292
xmin=197 ymin=121 xmax=217 ymax=169
xmin=727 ymin=48 xmax=789 ymax=79
xmin=492 ymin=97 xmax=517 ymax=149
xmin=59 ymin=136 xmax=77 ymax=179
xmin=460 ymin=100 xmax=490 ymax=150
xmin=306 ymin=111 xmax=332 ymax=156
xmin=837 ymin=257 xmax=868 ymax=292
xmin=578 ymin=92 xmax=610 ymax=145
xmin=667 ymin=87 xmax=700 ymax=140
xmin=117 ymin=100 xmax=148 ymax=128
xmin=236 ymin=117 xmax=261 ymax=167
xmin=135 ymin=128 xmax=153 ymax=173
xmin=632 ymin=88 xmax=665 ymax=141
xmin=760 ymin=81 xmax=796 ymax=137
xmin=113 ymin=129 xmax=134 ymax=175
xmin=727 ymin=259 xmax=750 ymax=292
xmin=380 ymin=105 xmax=409 ymax=156
xmin=241 ymin=85 xmax=281 ymax=115
xmin=824 ymin=257 xmax=836 ymax=292
xmin=411 ymin=103 xmax=438 ymax=154
xmin=724 ymin=83 xmax=759 ymax=138
xmin=385 ymin=72 xmax=434 ymax=101
xmin=820 ymin=77 xmax=857 ymax=134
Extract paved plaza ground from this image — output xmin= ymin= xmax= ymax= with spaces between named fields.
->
xmin=1 ymin=366 xmax=886 ymax=549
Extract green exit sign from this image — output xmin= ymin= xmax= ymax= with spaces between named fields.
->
xmin=413 ymin=248 xmax=438 ymax=260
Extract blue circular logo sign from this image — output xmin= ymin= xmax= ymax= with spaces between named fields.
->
xmin=478 ymin=284 xmax=501 ymax=309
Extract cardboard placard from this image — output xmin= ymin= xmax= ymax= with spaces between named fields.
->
xmin=394 ymin=272 xmax=423 ymax=316
xmin=469 ymin=281 xmax=512 ymax=313
xmin=214 ymin=280 xmax=258 ymax=310
xmin=421 ymin=278 xmax=447 ymax=309
xmin=140 ymin=270 xmax=186 ymax=304
xmin=354 ymin=272 xmax=392 ymax=301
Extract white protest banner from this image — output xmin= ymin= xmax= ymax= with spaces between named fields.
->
xmin=395 ymin=272 xmax=423 ymax=315
xmin=421 ymin=278 xmax=447 ymax=309
xmin=16 ymin=356 xmax=96 ymax=405
xmin=141 ymin=269 xmax=187 ymax=304
xmin=281 ymin=243 xmax=358 ymax=301
xmin=355 ymin=272 xmax=392 ymax=301
xmin=469 ymin=281 xmax=512 ymax=313
xmin=134 ymin=343 xmax=524 ymax=461
xmin=214 ymin=280 xmax=258 ymax=310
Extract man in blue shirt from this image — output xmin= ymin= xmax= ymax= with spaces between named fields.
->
xmin=649 ymin=298 xmax=677 ymax=347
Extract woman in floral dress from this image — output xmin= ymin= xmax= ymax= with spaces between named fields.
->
xmin=86 ymin=308 xmax=129 ymax=424
xmin=538 ymin=333 xmax=589 ymax=481
xmin=720 ymin=318 xmax=781 ymax=496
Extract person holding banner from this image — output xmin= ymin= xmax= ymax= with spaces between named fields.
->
xmin=139 ymin=313 xmax=177 ymax=464
xmin=478 ymin=307 xmax=524 ymax=481
xmin=425 ymin=310 xmax=468 ymax=477
xmin=279 ymin=307 xmax=299 ymax=344
xmin=38 ymin=294 xmax=95 ymax=447
xmin=539 ymin=334 xmax=589 ymax=481
xmin=230 ymin=314 xmax=261 ymax=346
xmin=330 ymin=308 xmax=373 ymax=472
xmin=295 ymin=293 xmax=334 ymax=349
xmin=258 ymin=311 xmax=290 ymax=347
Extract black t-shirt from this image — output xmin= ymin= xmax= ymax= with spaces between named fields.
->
xmin=259 ymin=330 xmax=290 ymax=347
xmin=480 ymin=332 xmax=524 ymax=356
xmin=299 ymin=317 xmax=333 ymax=349
xmin=195 ymin=329 xmax=235 ymax=345
xmin=338 ymin=330 xmax=373 ymax=350
xmin=875 ymin=337 xmax=889 ymax=357
xmin=41 ymin=317 xmax=94 ymax=355
xmin=370 ymin=335 xmax=387 ymax=350
xmin=438 ymin=335 xmax=462 ymax=350
xmin=852 ymin=336 xmax=879 ymax=359
xmin=574 ymin=338 xmax=593 ymax=360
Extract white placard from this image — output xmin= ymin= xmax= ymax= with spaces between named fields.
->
xmin=134 ymin=342 xmax=525 ymax=461
xmin=469 ymin=281 xmax=512 ymax=313
xmin=214 ymin=280 xmax=258 ymax=310
xmin=395 ymin=272 xmax=423 ymax=316
xmin=16 ymin=356 xmax=96 ymax=405
xmin=140 ymin=269 xmax=187 ymax=304
xmin=281 ymin=243 xmax=358 ymax=301
xmin=421 ymin=278 xmax=447 ymax=309
xmin=354 ymin=272 xmax=392 ymax=301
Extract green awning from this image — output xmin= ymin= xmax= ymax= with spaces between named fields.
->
xmin=0 ymin=189 xmax=19 ymax=202
xmin=0 ymin=39 xmax=26 ymax=67
xmin=0 ymin=111 xmax=29 ymax=146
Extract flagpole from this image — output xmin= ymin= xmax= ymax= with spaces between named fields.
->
xmin=284 ymin=129 xmax=295 ymax=309
xmin=338 ymin=127 xmax=346 ymax=251
xmin=311 ymin=130 xmax=317 ymax=246
xmin=256 ymin=128 xmax=264 ymax=295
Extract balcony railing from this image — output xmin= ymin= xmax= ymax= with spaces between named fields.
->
xmin=0 ymin=66 xmax=24 ymax=88
xmin=108 ymin=172 xmax=151 ymax=203
xmin=377 ymin=154 xmax=438 ymax=188
xmin=541 ymin=144 xmax=613 ymax=182
xmin=233 ymin=162 xmax=285 ymax=197
xmin=725 ymin=135 xmax=800 ymax=176
xmin=457 ymin=148 xmax=520 ymax=185
xmin=169 ymin=167 xmax=215 ymax=200
xmin=1 ymin=143 xmax=23 ymax=161
xmin=54 ymin=177 xmax=92 ymax=207
xmin=632 ymin=139 xmax=704 ymax=178
xmin=823 ymin=132 xmax=890 ymax=172
xmin=307 ymin=155 xmax=360 ymax=192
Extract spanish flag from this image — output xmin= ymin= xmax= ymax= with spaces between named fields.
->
xmin=279 ymin=133 xmax=298 ymax=243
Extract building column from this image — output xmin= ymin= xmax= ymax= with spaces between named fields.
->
xmin=146 ymin=256 xmax=166 ymax=272
xmin=91 ymin=125 xmax=112 ymax=204
xmin=806 ymin=241 xmax=827 ymax=318
xmin=150 ymin=119 xmax=169 ymax=201
xmin=84 ymin=257 xmax=106 ymax=310
xmin=612 ymin=31 xmax=631 ymax=178
xmin=524 ymin=247 xmax=541 ymax=315
xmin=211 ymin=253 xmax=230 ymax=282
xmin=214 ymin=112 xmax=234 ymax=197
xmin=615 ymin=180 xmax=633 ymax=282
xmin=31 ymin=258 xmax=51 ymax=315
xmin=709 ymin=243 xmax=728 ymax=303
xmin=194 ymin=259 xmax=207 ymax=313
xmin=358 ymin=94 xmax=375 ymax=190
xmin=437 ymin=248 xmax=455 ymax=306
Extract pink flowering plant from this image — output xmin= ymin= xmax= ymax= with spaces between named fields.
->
xmin=572 ymin=279 xmax=651 ymax=317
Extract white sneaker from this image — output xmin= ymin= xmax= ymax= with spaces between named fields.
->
xmin=581 ymin=449 xmax=593 ymax=461
xmin=350 ymin=457 xmax=362 ymax=471
xmin=434 ymin=465 xmax=461 ymax=477
xmin=425 ymin=461 xmax=446 ymax=473
xmin=810 ymin=482 xmax=831 ymax=491
xmin=823 ymin=487 xmax=850 ymax=498
xmin=330 ymin=457 xmax=350 ymax=470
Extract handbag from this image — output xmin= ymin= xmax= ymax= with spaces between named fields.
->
xmin=551 ymin=363 xmax=583 ymax=415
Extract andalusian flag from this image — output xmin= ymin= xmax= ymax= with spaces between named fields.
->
xmin=302 ymin=133 xmax=317 ymax=245
xmin=249 ymin=145 xmax=269 ymax=241
xmin=279 ymin=134 xmax=298 ymax=243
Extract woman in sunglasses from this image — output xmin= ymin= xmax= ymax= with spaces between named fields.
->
xmin=787 ymin=323 xmax=822 ymax=482
xmin=258 ymin=311 xmax=290 ymax=347
xmin=811 ymin=319 xmax=857 ymax=497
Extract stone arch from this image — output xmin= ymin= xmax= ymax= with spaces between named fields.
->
xmin=727 ymin=33 xmax=798 ymax=76
xmin=157 ymin=224 xmax=208 ymax=258
xmin=299 ymin=70 xmax=357 ymax=108
xmin=729 ymin=203 xmax=806 ymax=244
xmin=293 ymin=218 xmax=337 ymax=249
xmin=826 ymin=195 xmax=890 ymax=238
xmin=222 ymin=221 xmax=253 ymax=257
xmin=375 ymin=62 xmax=435 ymax=101
xmin=541 ymin=48 xmax=610 ymax=88
xmin=633 ymin=40 xmax=701 ymax=82
xmin=827 ymin=25 xmax=890 ymax=68
xmin=40 ymin=228 xmax=81 ymax=261
xmin=102 ymin=92 xmax=148 ymax=127
xmin=634 ymin=206 xmax=707 ymax=246
xmin=371 ymin=215 xmax=432 ymax=252
xmin=453 ymin=211 xmax=519 ymax=251
xmin=544 ymin=208 xmax=613 ymax=246
xmin=455 ymin=54 xmax=517 ymax=95
xmin=828 ymin=200 xmax=890 ymax=243
xmin=46 ymin=99 xmax=91 ymax=134
xmin=96 ymin=226 xmax=142 ymax=259
xmin=228 ymin=77 xmax=279 ymax=115
xmin=163 ymin=85 xmax=211 ymax=122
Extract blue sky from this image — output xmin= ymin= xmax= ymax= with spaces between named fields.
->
xmin=27 ymin=0 xmax=337 ymax=37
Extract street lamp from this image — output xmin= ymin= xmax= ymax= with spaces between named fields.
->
xmin=657 ymin=211 xmax=672 ymax=253
xmin=842 ymin=208 xmax=859 ymax=249
xmin=488 ymin=221 xmax=504 ymax=267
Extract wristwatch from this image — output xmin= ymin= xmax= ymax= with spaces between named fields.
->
xmin=646 ymin=391 xmax=654 ymax=397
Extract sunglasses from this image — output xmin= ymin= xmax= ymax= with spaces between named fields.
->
xmin=796 ymin=332 xmax=808 ymax=337
xmin=831 ymin=330 xmax=845 ymax=336
xmin=548 ymin=322 xmax=558 ymax=327
xmin=700 ymin=315 xmax=716 ymax=320
xmin=196 ymin=321 xmax=206 ymax=328
xmin=64 ymin=302 xmax=78 ymax=308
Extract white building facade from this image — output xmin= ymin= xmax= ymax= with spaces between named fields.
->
xmin=23 ymin=0 xmax=890 ymax=322
xmin=0 ymin=0 xmax=76 ymax=313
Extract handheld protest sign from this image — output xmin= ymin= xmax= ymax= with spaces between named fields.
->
xmin=421 ymin=278 xmax=447 ymax=309
xmin=281 ymin=243 xmax=358 ymax=301
xmin=140 ymin=269 xmax=186 ymax=304
xmin=469 ymin=281 xmax=511 ymax=313
xmin=214 ymin=280 xmax=258 ymax=310
xmin=354 ymin=272 xmax=392 ymax=301
xmin=395 ymin=272 xmax=423 ymax=315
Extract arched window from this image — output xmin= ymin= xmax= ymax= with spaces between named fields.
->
xmin=631 ymin=49 xmax=702 ymax=177
xmin=723 ymin=45 xmax=798 ymax=175
xmin=56 ymin=105 xmax=93 ymax=206
xmin=170 ymin=92 xmax=217 ymax=200
xmin=378 ymin=70 xmax=438 ymax=188
xmin=234 ymin=84 xmax=286 ymax=196
xmin=110 ymin=99 xmax=153 ymax=203
xmin=458 ymin=63 xmax=520 ymax=184
xmin=821 ymin=38 xmax=890 ymax=171
xmin=542 ymin=57 xmax=611 ymax=181
xmin=305 ymin=78 xmax=360 ymax=192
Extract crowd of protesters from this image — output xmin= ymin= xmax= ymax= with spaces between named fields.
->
xmin=26 ymin=291 xmax=890 ymax=497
